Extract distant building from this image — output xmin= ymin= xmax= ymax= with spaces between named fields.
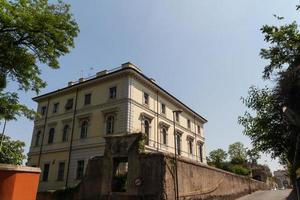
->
xmin=27 ymin=62 xmax=207 ymax=191
xmin=274 ymin=170 xmax=291 ymax=189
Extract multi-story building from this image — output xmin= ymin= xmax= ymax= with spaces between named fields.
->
xmin=274 ymin=170 xmax=291 ymax=189
xmin=27 ymin=62 xmax=207 ymax=191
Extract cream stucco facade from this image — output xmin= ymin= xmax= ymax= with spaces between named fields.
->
xmin=27 ymin=62 xmax=207 ymax=191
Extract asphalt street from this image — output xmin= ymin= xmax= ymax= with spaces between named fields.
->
xmin=236 ymin=189 xmax=292 ymax=200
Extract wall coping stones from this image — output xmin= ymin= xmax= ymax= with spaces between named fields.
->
xmin=0 ymin=164 xmax=41 ymax=173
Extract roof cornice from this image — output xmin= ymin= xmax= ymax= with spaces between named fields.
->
xmin=32 ymin=64 xmax=207 ymax=123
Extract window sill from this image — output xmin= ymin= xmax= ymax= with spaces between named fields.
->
xmin=107 ymin=98 xmax=117 ymax=102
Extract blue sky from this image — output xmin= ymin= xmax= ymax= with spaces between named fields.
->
xmin=3 ymin=0 xmax=299 ymax=171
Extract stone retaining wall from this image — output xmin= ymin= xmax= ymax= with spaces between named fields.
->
xmin=163 ymin=154 xmax=268 ymax=199
xmin=37 ymin=134 xmax=268 ymax=200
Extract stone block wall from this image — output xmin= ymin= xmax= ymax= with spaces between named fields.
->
xmin=163 ymin=154 xmax=268 ymax=199
xmin=37 ymin=134 xmax=268 ymax=200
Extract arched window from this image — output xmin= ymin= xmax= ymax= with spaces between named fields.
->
xmin=48 ymin=128 xmax=55 ymax=144
xmin=144 ymin=119 xmax=150 ymax=145
xmin=80 ymin=120 xmax=88 ymax=138
xmin=106 ymin=115 xmax=115 ymax=134
xmin=62 ymin=125 xmax=69 ymax=142
xmin=161 ymin=127 xmax=167 ymax=145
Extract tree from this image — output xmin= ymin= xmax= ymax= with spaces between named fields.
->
xmin=208 ymin=148 xmax=227 ymax=165
xmin=0 ymin=0 xmax=79 ymax=120
xmin=246 ymin=148 xmax=261 ymax=164
xmin=228 ymin=142 xmax=247 ymax=164
xmin=239 ymin=4 xmax=300 ymax=191
xmin=0 ymin=135 xmax=25 ymax=165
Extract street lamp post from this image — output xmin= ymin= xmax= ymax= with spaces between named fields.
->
xmin=173 ymin=110 xmax=182 ymax=200
xmin=282 ymin=106 xmax=300 ymax=200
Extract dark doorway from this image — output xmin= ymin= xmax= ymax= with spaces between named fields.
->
xmin=111 ymin=157 xmax=128 ymax=192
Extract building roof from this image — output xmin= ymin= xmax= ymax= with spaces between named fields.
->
xmin=33 ymin=62 xmax=208 ymax=123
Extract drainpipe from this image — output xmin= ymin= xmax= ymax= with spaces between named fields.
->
xmin=193 ymin=115 xmax=197 ymax=161
xmin=65 ymin=87 xmax=79 ymax=188
xmin=156 ymin=90 xmax=159 ymax=151
xmin=37 ymin=98 xmax=50 ymax=167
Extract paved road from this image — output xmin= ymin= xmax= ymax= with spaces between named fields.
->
xmin=237 ymin=189 xmax=292 ymax=200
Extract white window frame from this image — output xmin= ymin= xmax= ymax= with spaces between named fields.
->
xmin=161 ymin=103 xmax=166 ymax=115
xmin=80 ymin=120 xmax=89 ymax=138
xmin=109 ymin=86 xmax=117 ymax=100
xmin=143 ymin=92 xmax=149 ymax=106
xmin=106 ymin=114 xmax=115 ymax=135
xmin=161 ymin=126 xmax=168 ymax=146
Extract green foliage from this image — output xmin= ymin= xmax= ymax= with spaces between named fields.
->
xmin=239 ymin=87 xmax=290 ymax=159
xmin=239 ymin=4 xmax=300 ymax=185
xmin=208 ymin=144 xmax=252 ymax=177
xmin=208 ymin=159 xmax=251 ymax=176
xmin=208 ymin=148 xmax=227 ymax=165
xmin=138 ymin=133 xmax=146 ymax=153
xmin=0 ymin=0 xmax=79 ymax=120
xmin=0 ymin=92 xmax=35 ymax=120
xmin=246 ymin=148 xmax=261 ymax=164
xmin=228 ymin=142 xmax=247 ymax=164
xmin=0 ymin=135 xmax=25 ymax=165
xmin=260 ymin=21 xmax=300 ymax=80
xmin=230 ymin=165 xmax=251 ymax=176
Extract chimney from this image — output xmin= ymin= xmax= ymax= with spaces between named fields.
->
xmin=96 ymin=70 xmax=107 ymax=77
xmin=68 ymin=81 xmax=74 ymax=86
xmin=121 ymin=62 xmax=141 ymax=72
xmin=78 ymin=78 xmax=85 ymax=82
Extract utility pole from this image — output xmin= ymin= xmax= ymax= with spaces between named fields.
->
xmin=0 ymin=120 xmax=7 ymax=150
xmin=173 ymin=110 xmax=182 ymax=200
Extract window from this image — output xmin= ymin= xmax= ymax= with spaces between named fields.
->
xmin=188 ymin=139 xmax=193 ymax=154
xmin=62 ymin=125 xmax=69 ymax=142
xmin=42 ymin=164 xmax=50 ymax=181
xmin=48 ymin=128 xmax=55 ymax=144
xmin=80 ymin=120 xmax=88 ymax=138
xmin=161 ymin=103 xmax=166 ymax=114
xmin=41 ymin=106 xmax=47 ymax=116
xmin=106 ymin=115 xmax=115 ymax=134
xmin=35 ymin=131 xmax=41 ymax=146
xmin=187 ymin=119 xmax=191 ymax=129
xmin=53 ymin=103 xmax=59 ymax=113
xmin=76 ymin=160 xmax=85 ymax=179
xmin=109 ymin=87 xmax=117 ymax=99
xmin=161 ymin=127 xmax=167 ymax=145
xmin=198 ymin=143 xmax=203 ymax=162
xmin=144 ymin=119 xmax=150 ymax=145
xmin=176 ymin=134 xmax=181 ymax=155
xmin=84 ymin=93 xmax=91 ymax=105
xmin=175 ymin=112 xmax=180 ymax=122
xmin=143 ymin=92 xmax=149 ymax=105
xmin=197 ymin=125 xmax=201 ymax=134
xmin=57 ymin=162 xmax=65 ymax=181
xmin=65 ymin=98 xmax=74 ymax=110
